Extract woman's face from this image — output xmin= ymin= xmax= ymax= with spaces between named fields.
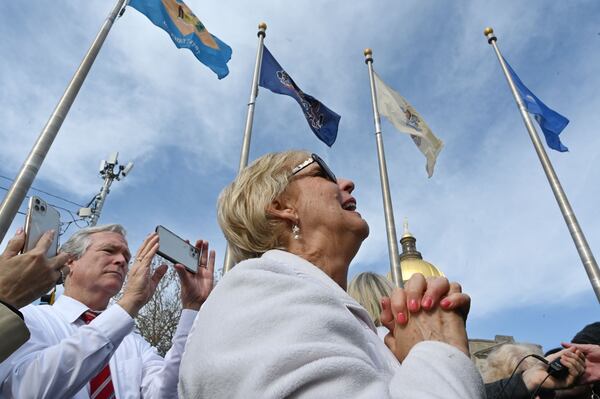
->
xmin=285 ymin=155 xmax=370 ymax=245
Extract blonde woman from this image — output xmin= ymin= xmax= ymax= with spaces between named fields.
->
xmin=179 ymin=151 xmax=484 ymax=398
xmin=348 ymin=272 xmax=393 ymax=339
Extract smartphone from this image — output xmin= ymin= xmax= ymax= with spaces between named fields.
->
xmin=23 ymin=196 xmax=61 ymax=257
xmin=155 ymin=225 xmax=200 ymax=273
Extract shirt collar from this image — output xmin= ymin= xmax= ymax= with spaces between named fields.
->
xmin=53 ymin=295 xmax=93 ymax=324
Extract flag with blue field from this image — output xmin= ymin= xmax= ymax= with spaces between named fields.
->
xmin=129 ymin=0 xmax=232 ymax=79
xmin=259 ymin=46 xmax=340 ymax=147
xmin=504 ymin=58 xmax=569 ymax=152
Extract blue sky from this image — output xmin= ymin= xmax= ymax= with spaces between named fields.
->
xmin=0 ymin=0 xmax=598 ymax=350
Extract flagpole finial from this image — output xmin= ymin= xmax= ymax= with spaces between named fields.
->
xmin=258 ymin=22 xmax=267 ymax=37
xmin=484 ymin=27 xmax=497 ymax=43
xmin=364 ymin=48 xmax=373 ymax=63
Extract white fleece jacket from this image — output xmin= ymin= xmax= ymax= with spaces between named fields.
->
xmin=179 ymin=250 xmax=485 ymax=398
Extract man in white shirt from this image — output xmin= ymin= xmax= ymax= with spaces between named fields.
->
xmin=0 ymin=223 xmax=215 ymax=399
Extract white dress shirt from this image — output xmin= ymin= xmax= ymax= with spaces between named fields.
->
xmin=0 ymin=294 xmax=197 ymax=399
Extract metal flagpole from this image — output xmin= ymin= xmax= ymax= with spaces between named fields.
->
xmin=222 ymin=22 xmax=267 ymax=273
xmin=484 ymin=27 xmax=600 ymax=302
xmin=0 ymin=0 xmax=128 ymax=242
xmin=364 ymin=49 xmax=404 ymax=288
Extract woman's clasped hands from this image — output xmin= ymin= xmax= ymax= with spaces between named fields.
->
xmin=380 ymin=273 xmax=472 ymax=362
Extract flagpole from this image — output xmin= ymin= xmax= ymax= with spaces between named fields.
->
xmin=0 ymin=0 xmax=127 ymax=242
xmin=484 ymin=27 xmax=600 ymax=302
xmin=364 ymin=49 xmax=404 ymax=288
xmin=222 ymin=22 xmax=267 ymax=273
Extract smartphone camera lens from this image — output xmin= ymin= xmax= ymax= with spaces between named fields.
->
xmin=40 ymin=206 xmax=46 ymax=212
xmin=35 ymin=199 xmax=40 ymax=205
xmin=34 ymin=205 xmax=40 ymax=211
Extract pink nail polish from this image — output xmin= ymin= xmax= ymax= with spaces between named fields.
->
xmin=16 ymin=227 xmax=24 ymax=235
xmin=422 ymin=297 xmax=433 ymax=309
xmin=397 ymin=312 xmax=407 ymax=324
xmin=408 ymin=299 xmax=419 ymax=312
xmin=441 ymin=298 xmax=451 ymax=308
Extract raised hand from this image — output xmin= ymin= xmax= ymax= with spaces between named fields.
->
xmin=561 ymin=342 xmax=600 ymax=384
xmin=521 ymin=346 xmax=586 ymax=391
xmin=117 ymin=233 xmax=167 ymax=317
xmin=174 ymin=240 xmax=215 ymax=310
xmin=0 ymin=228 xmax=70 ymax=308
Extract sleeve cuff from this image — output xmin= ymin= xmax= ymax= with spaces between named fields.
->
xmin=91 ymin=304 xmax=135 ymax=344
xmin=175 ymin=309 xmax=198 ymax=336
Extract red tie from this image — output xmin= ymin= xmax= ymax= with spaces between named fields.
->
xmin=81 ymin=311 xmax=116 ymax=399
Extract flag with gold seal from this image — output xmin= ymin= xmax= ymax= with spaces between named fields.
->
xmin=129 ymin=0 xmax=232 ymax=79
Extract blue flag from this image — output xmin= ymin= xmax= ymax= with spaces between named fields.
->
xmin=129 ymin=0 xmax=232 ymax=79
xmin=504 ymin=58 xmax=569 ymax=152
xmin=259 ymin=46 xmax=340 ymax=147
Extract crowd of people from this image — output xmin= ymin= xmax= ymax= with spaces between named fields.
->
xmin=0 ymin=150 xmax=597 ymax=398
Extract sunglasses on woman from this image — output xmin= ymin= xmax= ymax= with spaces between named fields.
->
xmin=291 ymin=154 xmax=337 ymax=184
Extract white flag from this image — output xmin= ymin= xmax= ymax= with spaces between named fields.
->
xmin=373 ymin=71 xmax=443 ymax=177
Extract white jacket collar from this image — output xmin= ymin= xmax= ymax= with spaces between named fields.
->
xmin=261 ymin=250 xmax=377 ymax=332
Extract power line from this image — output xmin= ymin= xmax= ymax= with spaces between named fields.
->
xmin=0 ymin=174 xmax=85 ymax=208
xmin=0 ymin=185 xmax=88 ymax=234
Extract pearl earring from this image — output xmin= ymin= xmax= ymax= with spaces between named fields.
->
xmin=292 ymin=224 xmax=300 ymax=240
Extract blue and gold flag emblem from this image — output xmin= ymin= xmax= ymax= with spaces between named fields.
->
xmin=129 ymin=0 xmax=232 ymax=79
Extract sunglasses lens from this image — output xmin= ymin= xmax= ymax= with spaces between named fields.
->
xmin=313 ymin=154 xmax=336 ymax=183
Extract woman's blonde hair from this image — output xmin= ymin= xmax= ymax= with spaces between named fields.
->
xmin=480 ymin=343 xmax=544 ymax=383
xmin=218 ymin=150 xmax=310 ymax=264
xmin=347 ymin=272 xmax=394 ymax=327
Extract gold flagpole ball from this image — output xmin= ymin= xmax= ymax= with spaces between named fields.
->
xmin=258 ymin=22 xmax=267 ymax=30
xmin=364 ymin=48 xmax=373 ymax=57
xmin=483 ymin=27 xmax=494 ymax=36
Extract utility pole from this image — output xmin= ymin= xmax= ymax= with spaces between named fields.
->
xmin=79 ymin=152 xmax=133 ymax=226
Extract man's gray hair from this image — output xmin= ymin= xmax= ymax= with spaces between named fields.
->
xmin=60 ymin=224 xmax=127 ymax=259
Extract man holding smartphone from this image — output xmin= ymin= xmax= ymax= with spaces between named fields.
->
xmin=0 ymin=224 xmax=215 ymax=399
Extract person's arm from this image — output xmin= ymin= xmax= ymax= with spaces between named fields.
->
xmin=137 ymin=309 xmax=197 ymax=399
xmin=0 ymin=302 xmax=29 ymax=363
xmin=0 ymin=304 xmax=134 ymax=398
xmin=138 ymin=239 xmax=214 ymax=399
xmin=484 ymin=373 xmax=531 ymax=399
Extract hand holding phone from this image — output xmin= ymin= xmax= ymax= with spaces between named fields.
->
xmin=23 ymin=196 xmax=60 ymax=257
xmin=155 ymin=225 xmax=200 ymax=273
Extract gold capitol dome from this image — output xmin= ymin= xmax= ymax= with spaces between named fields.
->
xmin=397 ymin=219 xmax=444 ymax=282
